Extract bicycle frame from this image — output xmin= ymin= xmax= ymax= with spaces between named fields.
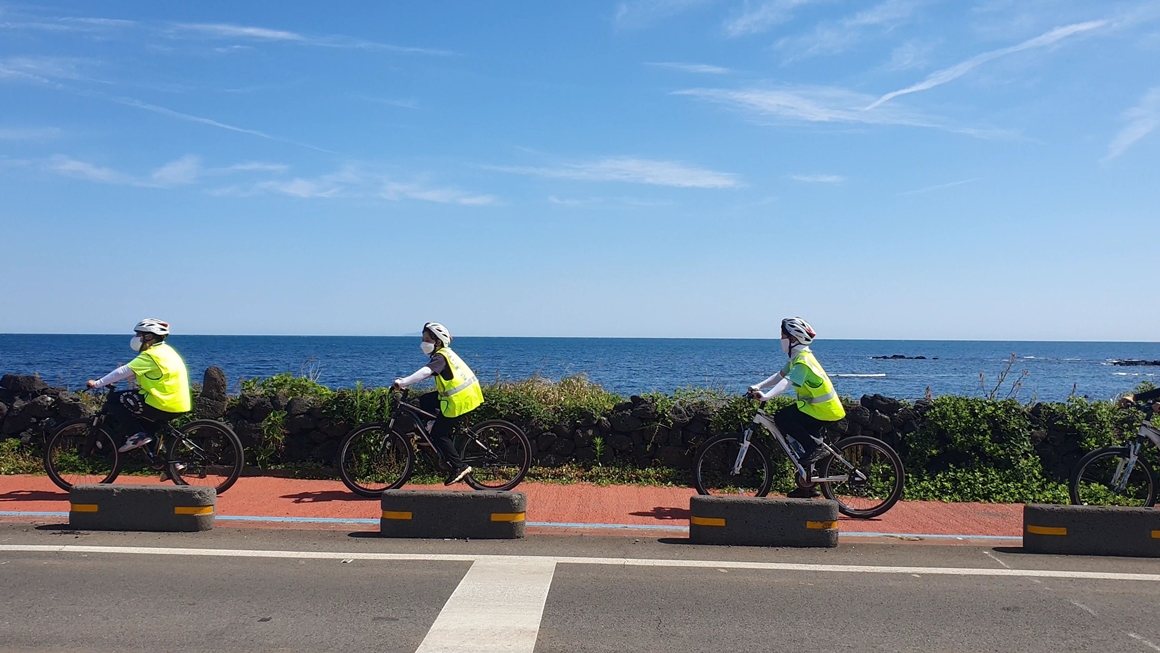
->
xmin=1108 ymin=418 xmax=1160 ymax=492
xmin=384 ymin=390 xmax=494 ymax=468
xmin=737 ymin=409 xmax=868 ymax=484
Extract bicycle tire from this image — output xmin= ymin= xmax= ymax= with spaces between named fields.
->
xmin=43 ymin=418 xmax=121 ymax=491
xmin=818 ymin=435 xmax=905 ymax=519
xmin=462 ymin=419 xmax=531 ymax=491
xmin=168 ymin=420 xmax=244 ymax=494
xmin=1069 ymin=446 xmax=1156 ymax=507
xmin=692 ymin=434 xmax=774 ymax=497
xmin=337 ymin=424 xmax=414 ymax=497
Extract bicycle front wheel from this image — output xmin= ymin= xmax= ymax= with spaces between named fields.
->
xmin=43 ymin=419 xmax=121 ymax=491
xmin=168 ymin=420 xmax=244 ymax=494
xmin=338 ymin=425 xmax=414 ymax=497
xmin=462 ymin=420 xmax=531 ymax=491
xmin=818 ymin=436 xmax=905 ymax=518
xmin=1070 ymin=446 xmax=1156 ymax=507
xmin=692 ymin=434 xmax=773 ymax=497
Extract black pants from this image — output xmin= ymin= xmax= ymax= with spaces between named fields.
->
xmin=418 ymin=392 xmax=465 ymax=468
xmin=106 ymin=390 xmax=180 ymax=441
xmin=773 ymin=404 xmax=830 ymax=454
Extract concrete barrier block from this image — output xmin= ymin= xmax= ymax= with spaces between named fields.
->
xmin=689 ymin=496 xmax=839 ymax=547
xmin=1023 ymin=504 xmax=1160 ymax=558
xmin=69 ymin=485 xmax=215 ymax=532
xmin=380 ymin=490 xmax=526 ymax=539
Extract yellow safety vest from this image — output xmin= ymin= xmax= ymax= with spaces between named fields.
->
xmin=130 ymin=342 xmax=191 ymax=413
xmin=433 ymin=347 xmax=484 ymax=418
xmin=789 ymin=349 xmax=845 ymax=421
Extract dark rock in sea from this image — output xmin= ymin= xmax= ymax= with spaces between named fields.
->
xmin=870 ymin=355 xmax=933 ymax=360
xmin=1110 ymin=359 xmax=1160 ymax=367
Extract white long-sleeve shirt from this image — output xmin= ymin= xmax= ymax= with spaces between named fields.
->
xmin=92 ymin=365 xmax=134 ymax=388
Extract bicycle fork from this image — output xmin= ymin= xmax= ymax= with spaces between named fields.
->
xmin=1111 ymin=442 xmax=1142 ymax=492
xmin=731 ymin=430 xmax=753 ymax=475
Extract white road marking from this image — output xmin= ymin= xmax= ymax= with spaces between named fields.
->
xmin=415 ymin=557 xmax=556 ymax=653
xmin=983 ymin=550 xmax=1011 ymax=569
xmin=1069 ymin=600 xmax=1097 ymax=616
xmin=1130 ymin=633 xmax=1160 ymax=651
xmin=2 ymin=544 xmax=1158 ymax=583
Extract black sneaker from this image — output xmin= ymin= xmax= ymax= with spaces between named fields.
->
xmin=799 ymin=445 xmax=828 ymax=466
xmin=445 ymin=465 xmax=473 ymax=486
xmin=787 ymin=486 xmax=822 ymax=499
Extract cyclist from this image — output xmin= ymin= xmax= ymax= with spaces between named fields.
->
xmin=1120 ymin=388 xmax=1160 ymax=413
xmin=86 ymin=318 xmax=191 ymax=452
xmin=392 ymin=322 xmax=484 ymax=485
xmin=748 ymin=317 xmax=846 ymax=498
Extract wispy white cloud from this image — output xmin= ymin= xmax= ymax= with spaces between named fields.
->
xmin=885 ymin=40 xmax=935 ymax=71
xmin=489 ymin=157 xmax=742 ymax=188
xmin=644 ymin=61 xmax=732 ymax=74
xmin=45 ymin=155 xmax=127 ymax=184
xmin=791 ymin=174 xmax=844 ymax=183
xmin=0 ymin=56 xmax=94 ymax=84
xmin=614 ymin=0 xmax=710 ymax=30
xmin=217 ymin=162 xmax=290 ymax=173
xmin=675 ymin=85 xmax=1014 ymax=138
xmin=150 ymin=155 xmax=202 ymax=186
xmin=777 ymin=0 xmax=928 ymax=60
xmin=382 ymin=182 xmax=496 ymax=205
xmin=0 ymin=15 xmax=136 ymax=33
xmin=867 ymin=20 xmax=1107 ymax=110
xmin=1104 ymin=87 xmax=1160 ymax=162
xmin=217 ymin=165 xmax=496 ymax=205
xmin=723 ymin=0 xmax=825 ymax=38
xmin=0 ymin=127 xmax=62 ymax=140
xmin=897 ymin=177 xmax=981 ymax=196
xmin=170 ymin=22 xmax=453 ymax=55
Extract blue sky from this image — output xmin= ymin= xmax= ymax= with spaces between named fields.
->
xmin=2 ymin=1 xmax=1158 ymax=340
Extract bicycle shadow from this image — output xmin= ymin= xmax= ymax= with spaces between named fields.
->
xmin=0 ymin=490 xmax=68 ymax=503
xmin=628 ymin=506 xmax=690 ymax=521
xmin=280 ymin=491 xmax=375 ymax=504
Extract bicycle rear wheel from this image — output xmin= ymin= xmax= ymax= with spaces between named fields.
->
xmin=692 ymin=434 xmax=774 ymax=497
xmin=337 ymin=425 xmax=414 ymax=497
xmin=461 ymin=420 xmax=531 ymax=491
xmin=43 ymin=419 xmax=121 ymax=491
xmin=168 ymin=420 xmax=244 ymax=494
xmin=1070 ymin=446 xmax=1156 ymax=507
xmin=818 ymin=435 xmax=905 ymax=518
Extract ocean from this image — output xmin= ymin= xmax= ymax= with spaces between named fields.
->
xmin=1 ymin=335 xmax=1158 ymax=402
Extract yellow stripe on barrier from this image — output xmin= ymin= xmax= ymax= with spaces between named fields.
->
xmin=490 ymin=512 xmax=526 ymax=522
xmin=1152 ymin=530 xmax=1159 ymax=539
xmin=806 ymin=520 xmax=838 ymax=530
xmin=1026 ymin=525 xmax=1067 ymax=536
xmin=70 ymin=503 xmax=99 ymax=513
xmin=381 ymin=510 xmax=413 ymax=520
xmin=174 ymin=506 xmax=213 ymax=516
xmin=690 ymin=516 xmax=726 ymax=527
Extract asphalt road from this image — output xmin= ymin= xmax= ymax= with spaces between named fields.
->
xmin=1 ymin=523 xmax=1159 ymax=653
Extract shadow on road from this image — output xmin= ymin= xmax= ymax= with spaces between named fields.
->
xmin=0 ymin=490 xmax=68 ymax=502
xmin=281 ymin=491 xmax=373 ymax=504
xmin=629 ymin=506 xmax=690 ymax=520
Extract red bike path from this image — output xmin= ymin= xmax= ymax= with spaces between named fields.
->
xmin=0 ymin=474 xmax=1023 ymax=542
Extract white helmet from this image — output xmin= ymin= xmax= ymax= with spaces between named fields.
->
xmin=781 ymin=317 xmax=815 ymax=345
xmin=423 ymin=322 xmax=452 ymax=347
xmin=134 ymin=318 xmax=170 ymax=336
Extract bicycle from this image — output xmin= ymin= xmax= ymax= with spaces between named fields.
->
xmin=692 ymin=404 xmax=905 ymax=518
xmin=1069 ymin=400 xmax=1160 ymax=507
xmin=43 ymin=386 xmax=245 ymax=494
xmin=336 ymin=388 xmax=531 ymax=497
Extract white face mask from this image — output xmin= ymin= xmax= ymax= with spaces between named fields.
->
xmin=420 ymin=341 xmax=436 ymax=355
xmin=130 ymin=336 xmax=144 ymax=352
xmin=780 ymin=337 xmax=791 ymax=355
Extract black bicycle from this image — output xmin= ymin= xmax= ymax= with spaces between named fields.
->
xmin=692 ymin=406 xmax=905 ymax=518
xmin=337 ymin=389 xmax=531 ymax=497
xmin=43 ymin=387 xmax=244 ymax=494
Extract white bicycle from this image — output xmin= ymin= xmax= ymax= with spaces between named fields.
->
xmin=692 ymin=407 xmax=905 ymax=518
xmin=1070 ymin=400 xmax=1159 ymax=507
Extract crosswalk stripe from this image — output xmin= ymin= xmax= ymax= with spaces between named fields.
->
xmin=415 ymin=557 xmax=557 ymax=653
